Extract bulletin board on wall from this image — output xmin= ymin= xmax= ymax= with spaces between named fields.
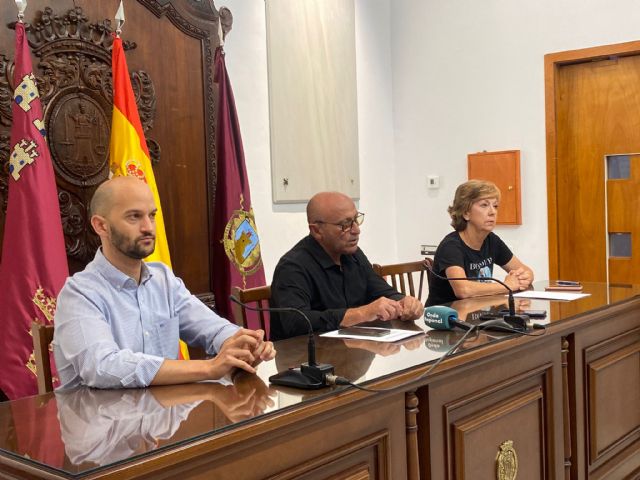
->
xmin=467 ymin=150 xmax=522 ymax=225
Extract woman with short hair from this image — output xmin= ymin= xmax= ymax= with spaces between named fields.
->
xmin=426 ymin=180 xmax=533 ymax=306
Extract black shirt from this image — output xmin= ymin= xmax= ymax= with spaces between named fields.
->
xmin=270 ymin=235 xmax=404 ymax=340
xmin=426 ymin=231 xmax=513 ymax=306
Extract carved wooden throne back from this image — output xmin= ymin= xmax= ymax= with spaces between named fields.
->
xmin=0 ymin=1 xmax=232 ymax=307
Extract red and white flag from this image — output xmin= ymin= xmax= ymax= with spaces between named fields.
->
xmin=0 ymin=22 xmax=69 ymax=399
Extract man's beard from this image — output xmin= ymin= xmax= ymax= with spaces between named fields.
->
xmin=109 ymin=226 xmax=155 ymax=260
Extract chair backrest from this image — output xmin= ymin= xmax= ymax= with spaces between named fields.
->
xmin=31 ymin=322 xmax=55 ymax=394
xmin=424 ymin=256 xmax=434 ymax=291
xmin=231 ymin=285 xmax=272 ymax=334
xmin=372 ymin=259 xmax=433 ymax=303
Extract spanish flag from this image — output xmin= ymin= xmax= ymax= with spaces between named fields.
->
xmin=109 ymin=36 xmax=170 ymax=266
xmin=109 ymin=35 xmax=189 ymax=360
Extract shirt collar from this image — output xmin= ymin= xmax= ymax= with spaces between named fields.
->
xmin=304 ymin=235 xmax=358 ymax=270
xmin=92 ymin=248 xmax=153 ymax=289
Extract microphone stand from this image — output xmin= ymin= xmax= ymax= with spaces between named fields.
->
xmin=229 ymin=295 xmax=335 ymax=389
xmin=426 ymin=266 xmax=529 ymax=332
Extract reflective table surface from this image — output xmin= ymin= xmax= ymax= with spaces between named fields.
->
xmin=0 ymin=281 xmax=637 ymax=477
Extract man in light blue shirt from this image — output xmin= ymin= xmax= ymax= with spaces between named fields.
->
xmin=53 ymin=176 xmax=275 ymax=389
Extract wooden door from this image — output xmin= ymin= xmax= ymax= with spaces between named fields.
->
xmin=547 ymin=43 xmax=640 ymax=285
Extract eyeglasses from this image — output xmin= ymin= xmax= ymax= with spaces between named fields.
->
xmin=312 ymin=212 xmax=365 ymax=232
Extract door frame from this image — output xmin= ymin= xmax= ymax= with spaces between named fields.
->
xmin=545 ymin=40 xmax=640 ymax=279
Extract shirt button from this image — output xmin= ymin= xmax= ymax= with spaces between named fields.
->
xmin=145 ymin=331 xmax=149 ymax=336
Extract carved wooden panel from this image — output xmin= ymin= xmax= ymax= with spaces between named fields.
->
xmin=0 ymin=7 xmax=137 ymax=273
xmin=446 ymin=374 xmax=549 ymax=480
xmin=324 ymin=465 xmax=370 ymax=480
xmin=418 ymin=337 xmax=564 ymax=480
xmin=0 ymin=1 xmax=232 ymax=304
xmin=104 ymin=393 xmax=406 ymax=479
xmin=585 ymin=328 xmax=640 ymax=465
xmin=268 ymin=431 xmax=387 ymax=480
xmin=569 ymin=299 xmax=640 ymax=480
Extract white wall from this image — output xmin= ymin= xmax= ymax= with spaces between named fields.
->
xmin=390 ymin=0 xmax=640 ymax=280
xmin=222 ymin=0 xmax=640 ymax=283
xmin=223 ymin=0 xmax=398 ymax=281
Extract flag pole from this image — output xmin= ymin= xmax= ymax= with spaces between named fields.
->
xmin=217 ymin=14 xmax=224 ymax=49
xmin=15 ymin=0 xmax=27 ymax=22
xmin=115 ymin=0 xmax=125 ymax=38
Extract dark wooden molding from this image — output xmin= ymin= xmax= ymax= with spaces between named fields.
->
xmin=134 ymin=1 xmax=226 ymax=292
xmin=140 ymin=1 xmax=232 ymax=39
xmin=0 ymin=1 xmax=229 ymax=304
xmin=9 ymin=7 xmax=135 ymax=54
xmin=196 ymin=292 xmax=216 ymax=311
xmin=561 ymin=336 xmax=573 ymax=478
xmin=0 ymin=6 xmax=163 ymax=270
xmin=0 ymin=54 xmax=11 ymax=127
xmin=58 ymin=187 xmax=101 ymax=264
xmin=405 ymin=391 xmax=420 ymax=480
xmin=0 ymin=134 xmax=8 ymax=216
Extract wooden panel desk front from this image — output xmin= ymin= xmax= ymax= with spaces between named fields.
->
xmin=0 ymin=283 xmax=638 ymax=480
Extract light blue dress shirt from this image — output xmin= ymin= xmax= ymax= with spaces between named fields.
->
xmin=53 ymin=249 xmax=239 ymax=389
xmin=56 ymin=388 xmax=201 ymax=465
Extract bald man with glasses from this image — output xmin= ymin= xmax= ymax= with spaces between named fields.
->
xmin=270 ymin=191 xmax=423 ymax=341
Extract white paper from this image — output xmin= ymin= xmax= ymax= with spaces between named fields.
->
xmin=320 ymin=327 xmax=424 ymax=343
xmin=513 ymin=290 xmax=591 ymax=301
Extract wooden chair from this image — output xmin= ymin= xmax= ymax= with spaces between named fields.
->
xmin=372 ymin=258 xmax=433 ymax=302
xmin=31 ymin=322 xmax=55 ymax=394
xmin=424 ymin=256 xmax=434 ymax=290
xmin=231 ymin=285 xmax=272 ymax=334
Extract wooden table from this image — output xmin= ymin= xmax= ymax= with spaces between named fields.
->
xmin=0 ymin=282 xmax=638 ymax=479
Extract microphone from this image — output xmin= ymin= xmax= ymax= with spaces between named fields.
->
xmin=426 ymin=264 xmax=528 ymax=332
xmin=424 ymin=305 xmax=528 ymax=333
xmin=424 ymin=305 xmax=473 ymax=331
xmin=229 ymin=295 xmax=335 ymax=389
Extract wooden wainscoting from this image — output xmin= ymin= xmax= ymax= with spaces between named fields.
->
xmin=570 ymin=301 xmax=640 ymax=480
xmin=117 ymin=391 xmax=407 ymax=480
xmin=584 ymin=329 xmax=640 ymax=480
xmin=449 ymin=380 xmax=547 ymax=479
xmin=418 ymin=336 xmax=564 ymax=480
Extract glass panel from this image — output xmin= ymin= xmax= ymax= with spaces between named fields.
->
xmin=609 ymin=232 xmax=632 ymax=257
xmin=606 ymin=155 xmax=631 ymax=179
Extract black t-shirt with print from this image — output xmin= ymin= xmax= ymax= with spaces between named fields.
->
xmin=426 ymin=231 xmax=513 ymax=306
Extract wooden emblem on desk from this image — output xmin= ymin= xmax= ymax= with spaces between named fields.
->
xmin=496 ymin=440 xmax=518 ymax=480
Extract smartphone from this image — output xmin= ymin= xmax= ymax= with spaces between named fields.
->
xmin=498 ymin=309 xmax=547 ymax=318
xmin=337 ymin=327 xmax=391 ymax=337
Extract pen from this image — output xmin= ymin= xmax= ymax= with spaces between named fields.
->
xmin=556 ymin=280 xmax=580 ymax=286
